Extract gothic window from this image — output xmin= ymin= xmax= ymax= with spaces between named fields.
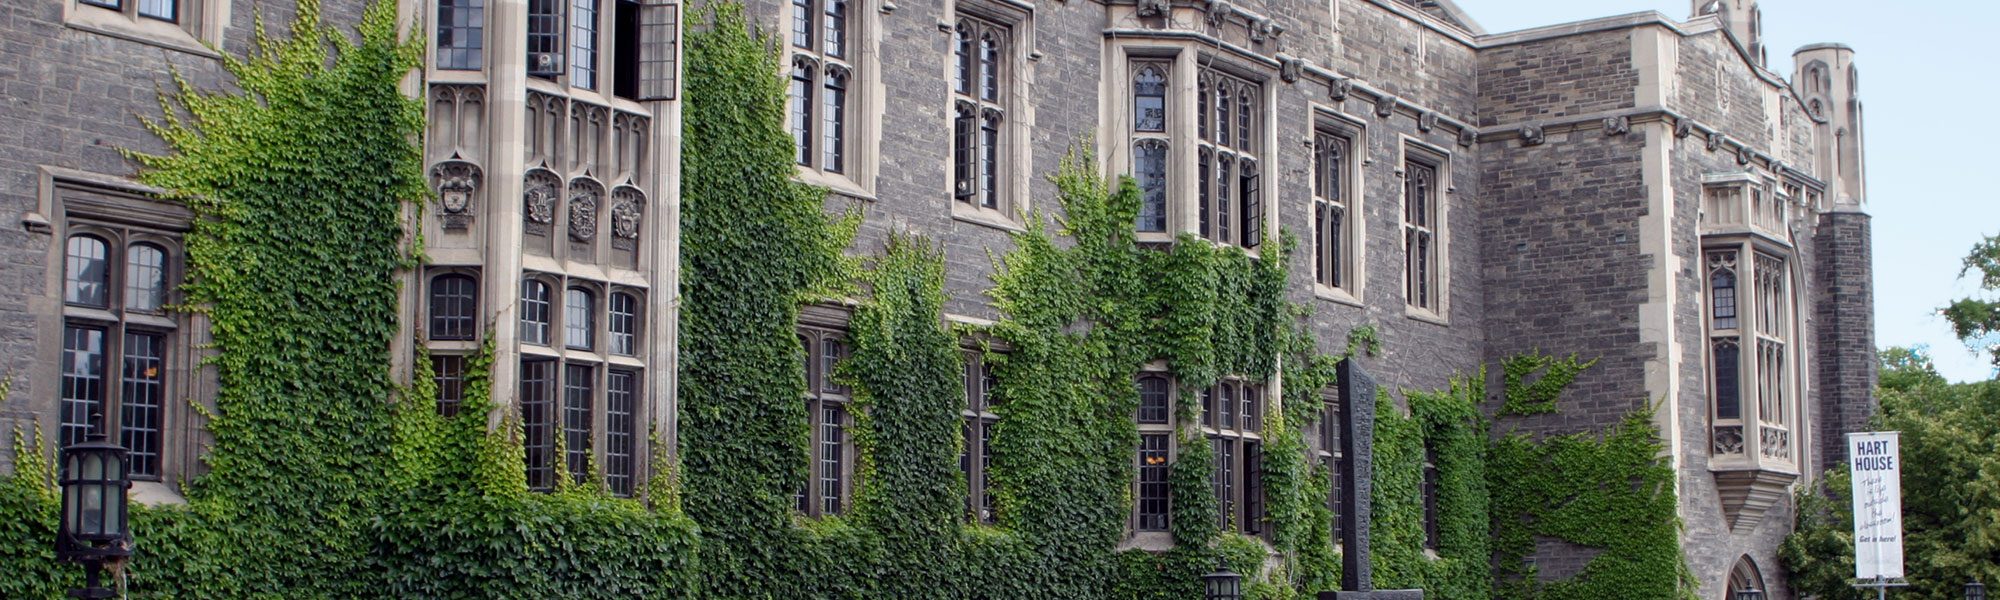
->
xmin=1403 ymin=157 xmax=1441 ymax=312
xmin=1205 ymin=378 xmax=1264 ymax=535
xmin=521 ymin=359 xmax=558 ymax=490
xmin=799 ymin=325 xmax=852 ymax=517
xmin=1135 ymin=372 xmax=1175 ymax=532
xmin=608 ymin=290 xmax=641 ymax=356
xmin=1130 ymin=61 xmax=1171 ymax=234
xmin=963 ymin=351 xmax=1001 ymax=523
xmin=1197 ymin=69 xmax=1264 ymax=248
xmin=605 ymin=368 xmax=640 ymax=496
xmin=58 ymin=227 xmax=181 ymax=481
xmin=951 ymin=16 xmax=1012 ymax=213
xmin=1703 ymin=243 xmax=1796 ymax=462
xmin=428 ymin=273 xmax=478 ymax=341
xmin=570 ymin=0 xmax=601 ymax=89
xmin=1134 ymin=140 xmax=1169 ymax=233
xmin=564 ymin=287 xmax=595 ymax=351
xmin=1136 ymin=374 xmax=1170 ymax=424
xmin=1725 ymin=556 xmax=1766 ymax=598
xmin=436 ymin=0 xmax=484 ymax=70
xmin=1314 ymin=131 xmax=1354 ymax=291
xmin=788 ymin=0 xmax=857 ymax=177
xmin=521 ymin=278 xmax=553 ymax=346
xmin=1317 ymin=390 xmax=1345 ymax=544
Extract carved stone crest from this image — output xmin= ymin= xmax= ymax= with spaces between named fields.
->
xmin=1327 ymin=77 xmax=1351 ymax=102
xmin=1418 ymin=111 xmax=1438 ymax=133
xmin=1457 ymin=128 xmax=1478 ymax=147
xmin=1674 ymin=119 xmax=1694 ymax=139
xmin=1280 ymin=58 xmax=1303 ymax=84
xmin=1136 ymin=0 xmax=1168 ymax=18
xmin=1520 ymin=124 xmax=1545 ymax=147
xmin=567 ymin=179 xmax=603 ymax=242
xmin=1602 ymin=115 xmax=1630 ymax=136
xmin=429 ymin=160 xmax=482 ymax=231
xmin=522 ymin=169 xmax=560 ymax=236
xmin=610 ymin=186 xmax=645 ymax=250
xmin=1374 ymin=95 xmax=1396 ymax=118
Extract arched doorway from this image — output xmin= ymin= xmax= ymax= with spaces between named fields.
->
xmin=1725 ymin=555 xmax=1767 ymax=599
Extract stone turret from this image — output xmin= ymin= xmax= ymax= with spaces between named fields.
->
xmin=1794 ymin=44 xmax=1867 ymax=208
xmin=1696 ymin=0 xmax=1767 ymax=66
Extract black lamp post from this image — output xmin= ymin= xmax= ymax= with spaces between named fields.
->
xmin=56 ymin=431 xmax=132 ymax=600
xmin=1968 ymin=580 xmax=1986 ymax=600
xmin=1735 ymin=589 xmax=1764 ymax=600
xmin=1203 ymin=556 xmax=1242 ymax=600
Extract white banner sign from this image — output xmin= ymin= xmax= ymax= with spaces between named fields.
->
xmin=1850 ymin=431 xmax=1904 ymax=580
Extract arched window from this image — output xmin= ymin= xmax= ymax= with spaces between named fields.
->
xmin=521 ymin=279 xmax=552 ymax=345
xmin=564 ymin=287 xmax=595 ymax=350
xmin=429 ymin=273 xmax=478 ymax=341
xmin=65 ymin=235 xmax=109 ymax=308
xmin=791 ymin=58 xmax=816 ymax=166
xmin=822 ymin=67 xmax=849 ymax=173
xmin=1133 ymin=65 xmax=1167 ymax=132
xmin=609 ymin=290 xmax=640 ymax=356
xmin=1726 ymin=556 xmax=1766 ymax=597
xmin=124 ymin=243 xmax=167 ymax=313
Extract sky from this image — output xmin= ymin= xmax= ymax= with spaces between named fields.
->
xmin=1461 ymin=0 xmax=2000 ymax=382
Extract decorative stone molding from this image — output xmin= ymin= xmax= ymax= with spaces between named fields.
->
xmin=1713 ymin=425 xmax=1744 ymax=455
xmin=1674 ymin=119 xmax=1694 ymax=139
xmin=429 ymin=160 xmax=481 ymax=230
xmin=1736 ymin=145 xmax=1753 ymax=165
xmin=609 ymin=185 xmax=646 ymax=251
xmin=1706 ymin=131 xmax=1723 ymax=152
xmin=1327 ymin=77 xmax=1351 ymax=102
xmin=522 ymin=168 xmax=562 ymax=237
xmin=1251 ymin=17 xmax=1282 ymax=43
xmin=1519 ymin=124 xmax=1545 ymax=146
xmin=1456 ymin=128 xmax=1477 ymax=147
xmin=1602 ymin=115 xmax=1629 ymax=136
xmin=1374 ymin=95 xmax=1395 ymax=118
xmin=567 ymin=178 xmax=605 ymax=242
xmin=1418 ymin=111 xmax=1438 ymax=133
xmin=1136 ymin=0 xmax=1168 ymax=18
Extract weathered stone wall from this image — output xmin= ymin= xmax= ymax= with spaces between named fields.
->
xmin=1813 ymin=210 xmax=1875 ymax=471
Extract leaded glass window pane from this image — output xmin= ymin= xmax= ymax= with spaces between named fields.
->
xmin=1133 ymin=65 xmax=1167 ymax=132
xmin=607 ymin=369 xmax=638 ymax=496
xmin=429 ymin=274 xmax=478 ymax=341
xmin=570 ymin=0 xmax=601 ymax=89
xmin=1134 ymin=140 xmax=1168 ymax=232
xmin=137 ymin=0 xmax=176 ymax=22
xmin=121 ymin=332 xmax=164 ymax=478
xmin=66 ymin=235 xmax=109 ymax=308
xmin=521 ymin=279 xmax=552 ymax=345
xmin=433 ymin=354 xmax=466 ymax=417
xmin=60 ymin=326 xmax=106 ymax=449
xmin=125 ymin=243 xmax=167 ymax=313
xmin=521 ymin=360 xmax=557 ymax=490
xmin=822 ymin=69 xmax=847 ymax=173
xmin=1137 ymin=375 xmax=1169 ymax=424
xmin=564 ymin=288 xmax=594 ymax=350
xmin=437 ymin=0 xmax=485 ymax=70
xmin=609 ymin=291 xmax=640 ymax=356
xmin=1137 ymin=433 xmax=1169 ymax=531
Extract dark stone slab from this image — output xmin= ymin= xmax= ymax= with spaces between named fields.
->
xmin=1337 ymin=358 xmax=1377 ymax=592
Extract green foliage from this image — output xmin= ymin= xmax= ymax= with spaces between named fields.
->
xmin=1490 ymin=411 xmax=1694 ymax=600
xmin=1945 ymin=236 xmax=2000 ymax=368
xmin=0 ymin=427 xmax=74 ymax=600
xmin=1788 ymin=347 xmax=2000 ymax=600
xmin=1498 ymin=351 xmax=1597 ymax=416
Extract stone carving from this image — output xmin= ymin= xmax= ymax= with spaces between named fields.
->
xmin=1520 ymin=124 xmax=1545 ymax=146
xmin=1328 ymin=77 xmax=1351 ymax=102
xmin=1674 ymin=119 xmax=1694 ymax=139
xmin=429 ymin=160 xmax=481 ymax=230
xmin=1457 ymin=128 xmax=1478 ymax=147
xmin=1706 ymin=131 xmax=1723 ymax=152
xmin=522 ymin=169 xmax=561 ymax=237
xmin=1418 ymin=111 xmax=1438 ymax=133
xmin=1603 ymin=115 xmax=1630 ymax=136
xmin=1713 ymin=425 xmax=1744 ymax=454
xmin=1203 ymin=0 xmax=1231 ymax=26
xmin=1374 ymin=95 xmax=1396 ymax=118
xmin=1251 ymin=18 xmax=1282 ymax=42
xmin=1136 ymin=0 xmax=1168 ymax=18
xmin=1759 ymin=426 xmax=1790 ymax=460
xmin=1280 ymin=58 xmax=1303 ymax=84
xmin=1736 ymin=145 xmax=1753 ymax=165
xmin=610 ymin=186 xmax=645 ymax=251
xmin=568 ymin=178 xmax=604 ymax=242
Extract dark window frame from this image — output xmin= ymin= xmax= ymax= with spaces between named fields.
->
xmin=427 ymin=272 xmax=480 ymax=342
xmin=787 ymin=0 xmax=855 ymax=176
xmin=1402 ymin=155 xmax=1442 ymax=312
xmin=1196 ymin=67 xmax=1264 ymax=249
xmin=57 ymin=224 xmax=183 ymax=482
xmin=963 ymin=350 xmax=1001 ymax=523
xmin=1313 ymin=129 xmax=1354 ymax=290
xmin=798 ymin=325 xmax=853 ymax=517
xmin=1204 ymin=378 xmax=1265 ymax=536
xmin=436 ymin=0 xmax=485 ymax=70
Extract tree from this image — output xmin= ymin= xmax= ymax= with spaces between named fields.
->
xmin=1944 ymin=236 xmax=2000 ymax=368
xmin=1784 ymin=347 xmax=2000 ymax=600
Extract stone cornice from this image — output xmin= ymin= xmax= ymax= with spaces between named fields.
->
xmin=1470 ymin=106 xmax=1829 ymax=192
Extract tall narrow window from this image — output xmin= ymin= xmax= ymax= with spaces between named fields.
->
xmin=521 ymin=359 xmax=557 ymax=491
xmin=1212 ymin=437 xmax=1236 ymax=529
xmin=1706 ymin=250 xmax=1742 ymax=422
xmin=964 ymin=352 xmax=1000 ymax=523
xmin=612 ymin=0 xmax=641 ymax=99
xmin=800 ymin=327 xmax=852 ymax=516
xmin=1134 ymin=140 xmax=1168 ymax=232
xmin=609 ymin=291 xmax=640 ymax=356
xmin=432 ymin=354 xmax=467 ymax=417
xmin=66 ymin=235 xmax=109 ymax=308
xmin=1205 ymin=379 xmax=1263 ymax=534
xmin=1318 ymin=391 xmax=1344 ymax=544
xmin=1403 ymin=159 xmax=1440 ymax=311
xmin=634 ymin=0 xmax=680 ymax=101
xmin=564 ymin=287 xmax=594 ymax=351
xmin=1137 ymin=433 xmax=1170 ymax=531
xmin=791 ymin=0 xmax=813 ymax=48
xmin=791 ymin=59 xmax=816 ymax=166
xmin=120 ymin=332 xmax=164 ymax=477
xmin=823 ymin=0 xmax=847 ymax=58
xmin=521 ymin=279 xmax=552 ymax=345
xmin=429 ymin=274 xmax=478 ymax=341
xmin=1136 ymin=374 xmax=1170 ymax=424
xmin=527 ymin=0 xmax=565 ymax=78
xmin=125 ymin=244 xmax=166 ymax=313
xmin=1314 ymin=132 xmax=1351 ymax=290
xmin=570 ymin=0 xmax=601 ymax=89
xmin=1421 ymin=445 xmax=1440 ymax=549
xmin=1133 ymin=64 xmax=1167 ymax=133
xmin=606 ymin=369 xmax=639 ymax=496
xmin=1197 ymin=68 xmax=1263 ymax=248
xmin=437 ymin=0 xmax=484 ymax=70
xmin=60 ymin=326 xmax=107 ymax=449
xmin=563 ymin=363 xmax=594 ymax=484
xmin=822 ymin=67 xmax=848 ymax=173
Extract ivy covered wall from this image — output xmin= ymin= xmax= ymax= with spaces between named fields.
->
xmin=0 ymin=3 xmax=1694 ymax=599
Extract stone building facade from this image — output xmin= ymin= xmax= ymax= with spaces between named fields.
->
xmin=0 ymin=0 xmax=1873 ymax=597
